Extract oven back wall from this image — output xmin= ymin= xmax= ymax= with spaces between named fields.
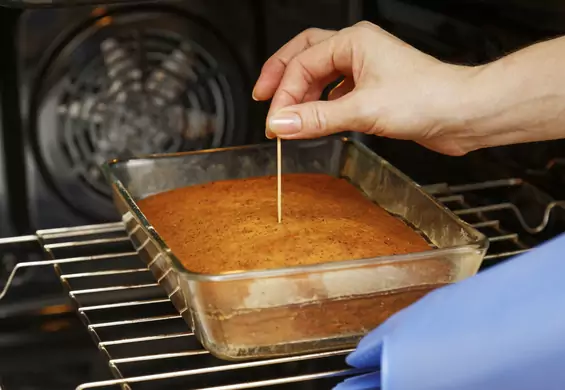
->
xmin=17 ymin=1 xmax=258 ymax=230
xmin=15 ymin=0 xmax=358 ymax=231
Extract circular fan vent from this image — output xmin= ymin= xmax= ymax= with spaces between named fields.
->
xmin=58 ymin=34 xmax=232 ymax=198
xmin=32 ymin=9 xmax=248 ymax=221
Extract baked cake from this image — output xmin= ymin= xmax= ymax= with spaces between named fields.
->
xmin=138 ymin=173 xmax=432 ymax=274
xmin=137 ymin=173 xmax=445 ymax=359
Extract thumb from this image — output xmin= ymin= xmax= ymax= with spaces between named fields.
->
xmin=266 ymin=92 xmax=369 ymax=139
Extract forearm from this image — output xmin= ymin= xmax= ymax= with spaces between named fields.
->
xmin=444 ymin=36 xmax=565 ymax=152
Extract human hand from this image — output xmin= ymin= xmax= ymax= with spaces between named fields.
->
xmin=253 ymin=21 xmax=479 ymax=156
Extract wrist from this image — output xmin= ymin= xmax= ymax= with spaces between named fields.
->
xmin=422 ymin=63 xmax=489 ymax=154
xmin=433 ymin=59 xmax=524 ymax=154
xmin=435 ymin=41 xmax=565 ymax=153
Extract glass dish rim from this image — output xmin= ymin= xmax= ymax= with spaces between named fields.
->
xmin=101 ymin=136 xmax=489 ymax=282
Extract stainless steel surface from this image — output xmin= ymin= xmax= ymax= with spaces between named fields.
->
xmin=0 ymin=178 xmax=563 ymax=388
xmin=103 ymin=137 xmax=488 ymax=359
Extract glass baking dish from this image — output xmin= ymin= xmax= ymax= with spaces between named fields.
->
xmin=102 ymin=136 xmax=488 ymax=361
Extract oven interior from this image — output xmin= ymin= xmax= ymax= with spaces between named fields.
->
xmin=1 ymin=0 xmax=565 ymax=389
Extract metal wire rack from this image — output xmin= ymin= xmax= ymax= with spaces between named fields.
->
xmin=1 ymin=178 xmax=564 ymax=390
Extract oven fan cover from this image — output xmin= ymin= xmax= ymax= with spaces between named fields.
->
xmin=32 ymin=9 xmax=248 ymax=222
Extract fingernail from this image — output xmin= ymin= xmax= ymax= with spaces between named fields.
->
xmin=252 ymin=89 xmax=259 ymax=101
xmin=265 ymin=128 xmax=275 ymax=139
xmin=268 ymin=113 xmax=302 ymax=135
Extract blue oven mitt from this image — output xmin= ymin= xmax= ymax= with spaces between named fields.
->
xmin=334 ymin=233 xmax=565 ymax=390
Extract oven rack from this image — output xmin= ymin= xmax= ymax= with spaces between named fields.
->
xmin=0 ymin=178 xmax=564 ymax=389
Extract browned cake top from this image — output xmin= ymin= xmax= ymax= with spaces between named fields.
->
xmin=137 ymin=173 xmax=431 ymax=274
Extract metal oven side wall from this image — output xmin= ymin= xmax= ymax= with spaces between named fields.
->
xmin=0 ymin=8 xmax=25 ymax=238
xmin=0 ymin=109 xmax=12 ymax=238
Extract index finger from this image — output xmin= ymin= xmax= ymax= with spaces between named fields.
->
xmin=252 ymin=28 xmax=335 ymax=101
xmin=267 ymin=29 xmax=356 ymax=118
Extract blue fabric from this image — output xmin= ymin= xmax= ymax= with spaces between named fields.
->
xmin=334 ymin=233 xmax=565 ymax=390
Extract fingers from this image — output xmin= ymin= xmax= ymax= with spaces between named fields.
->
xmin=266 ymin=91 xmax=371 ymax=139
xmin=333 ymin=371 xmax=381 ymax=390
xmin=266 ymin=30 xmax=356 ymax=121
xmin=302 ymin=73 xmax=344 ymax=103
xmin=252 ymin=28 xmax=335 ymax=101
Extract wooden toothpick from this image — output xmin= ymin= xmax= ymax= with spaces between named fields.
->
xmin=277 ymin=137 xmax=282 ymax=224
